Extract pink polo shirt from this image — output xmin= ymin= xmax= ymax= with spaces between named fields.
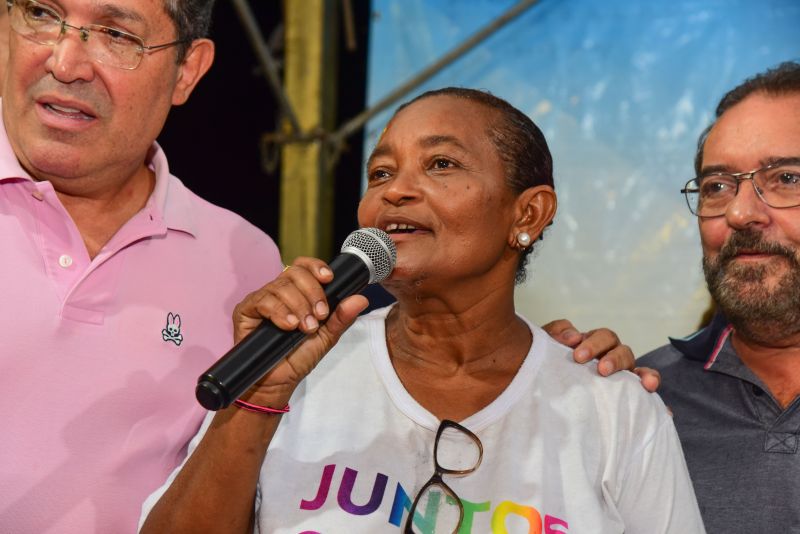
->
xmin=0 ymin=120 xmax=282 ymax=532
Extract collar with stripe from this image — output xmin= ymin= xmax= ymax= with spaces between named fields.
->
xmin=668 ymin=311 xmax=732 ymax=370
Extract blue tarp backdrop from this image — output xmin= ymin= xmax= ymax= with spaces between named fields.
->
xmin=365 ymin=0 xmax=800 ymax=355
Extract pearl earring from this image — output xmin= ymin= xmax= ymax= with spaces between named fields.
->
xmin=517 ymin=231 xmax=531 ymax=248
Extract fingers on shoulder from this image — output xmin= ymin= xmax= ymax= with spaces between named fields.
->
xmin=633 ymin=366 xmax=661 ymax=393
xmin=574 ymin=327 xmax=625 ymax=365
xmin=543 ymin=318 xmax=580 ymax=336
xmin=584 ymin=327 xmax=622 ymax=347
xmin=543 ymin=318 xmax=584 ymax=348
xmin=596 ymin=343 xmax=635 ymax=376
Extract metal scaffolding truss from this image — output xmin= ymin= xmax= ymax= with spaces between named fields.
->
xmin=231 ymin=0 xmax=542 ymax=172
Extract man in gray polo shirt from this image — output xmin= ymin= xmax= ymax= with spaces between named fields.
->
xmin=638 ymin=61 xmax=800 ymax=532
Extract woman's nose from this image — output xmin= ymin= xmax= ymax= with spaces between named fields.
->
xmin=382 ymin=169 xmax=421 ymax=205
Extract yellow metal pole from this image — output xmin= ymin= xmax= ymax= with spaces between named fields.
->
xmin=280 ymin=0 xmax=336 ymax=263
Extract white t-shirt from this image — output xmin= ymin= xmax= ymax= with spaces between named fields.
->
xmin=141 ymin=306 xmax=705 ymax=533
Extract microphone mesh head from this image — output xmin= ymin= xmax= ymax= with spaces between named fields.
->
xmin=341 ymin=228 xmax=397 ymax=283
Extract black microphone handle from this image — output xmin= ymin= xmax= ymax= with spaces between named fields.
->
xmin=195 ymin=253 xmax=371 ymax=411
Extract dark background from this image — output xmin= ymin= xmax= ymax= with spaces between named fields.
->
xmin=158 ymin=1 xmax=371 ymax=251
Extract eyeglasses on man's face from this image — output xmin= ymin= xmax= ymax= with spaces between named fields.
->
xmin=404 ymin=420 xmax=483 ymax=534
xmin=6 ymin=0 xmax=186 ymax=70
xmin=681 ymin=160 xmax=800 ymax=218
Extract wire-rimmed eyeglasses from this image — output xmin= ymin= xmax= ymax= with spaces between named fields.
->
xmin=6 ymin=0 xmax=186 ymax=70
xmin=404 ymin=420 xmax=483 ymax=534
xmin=681 ymin=160 xmax=800 ymax=218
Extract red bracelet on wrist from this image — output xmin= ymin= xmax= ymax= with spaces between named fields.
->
xmin=233 ymin=399 xmax=290 ymax=415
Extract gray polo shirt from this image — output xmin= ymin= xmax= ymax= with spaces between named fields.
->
xmin=638 ymin=313 xmax=800 ymax=533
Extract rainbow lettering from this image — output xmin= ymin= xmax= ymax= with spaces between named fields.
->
xmin=297 ymin=463 xmax=569 ymax=532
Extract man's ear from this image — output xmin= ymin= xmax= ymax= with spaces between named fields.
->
xmin=508 ymin=185 xmax=557 ymax=247
xmin=171 ymin=39 xmax=215 ymax=106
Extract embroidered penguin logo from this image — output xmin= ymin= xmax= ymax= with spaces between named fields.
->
xmin=162 ymin=313 xmax=184 ymax=346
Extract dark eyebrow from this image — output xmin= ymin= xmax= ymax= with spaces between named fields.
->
xmin=96 ymin=3 xmax=146 ymax=26
xmin=41 ymin=1 xmax=146 ymax=29
xmin=700 ymin=156 xmax=800 ymax=176
xmin=366 ymin=134 xmax=469 ymax=169
xmin=763 ymin=156 xmax=800 ymax=167
xmin=366 ymin=144 xmax=391 ymax=169
xmin=699 ymin=164 xmax=736 ymax=176
xmin=417 ymin=134 xmax=468 ymax=152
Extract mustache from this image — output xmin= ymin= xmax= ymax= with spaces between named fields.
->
xmin=716 ymin=229 xmax=799 ymax=266
xmin=30 ymin=76 xmax=108 ymax=115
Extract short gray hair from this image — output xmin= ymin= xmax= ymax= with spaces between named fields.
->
xmin=162 ymin=0 xmax=216 ymax=62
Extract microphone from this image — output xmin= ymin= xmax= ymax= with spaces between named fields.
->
xmin=195 ymin=228 xmax=397 ymax=411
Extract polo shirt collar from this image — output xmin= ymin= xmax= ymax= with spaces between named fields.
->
xmin=144 ymin=143 xmax=197 ymax=237
xmin=669 ymin=311 xmax=765 ymax=386
xmin=669 ymin=311 xmax=732 ymax=365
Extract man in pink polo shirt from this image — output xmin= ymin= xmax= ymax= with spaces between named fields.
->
xmin=0 ymin=0 xmax=282 ymax=532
